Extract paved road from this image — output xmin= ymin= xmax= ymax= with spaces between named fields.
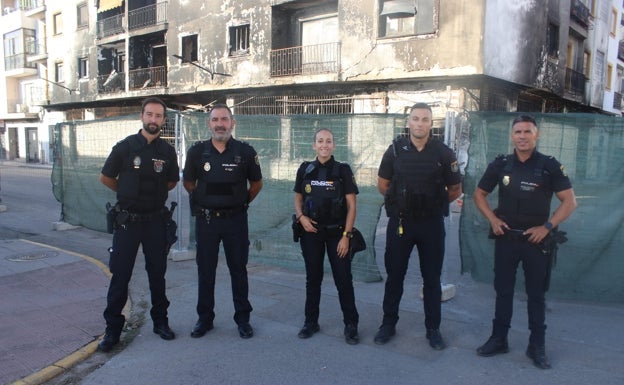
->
xmin=1 ymin=163 xmax=623 ymax=385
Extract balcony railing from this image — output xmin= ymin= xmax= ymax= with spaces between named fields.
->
xmin=4 ymin=53 xmax=37 ymax=71
xmin=564 ymin=67 xmax=586 ymax=95
xmin=2 ymin=0 xmax=43 ymax=14
xmin=613 ymin=92 xmax=622 ymax=110
xmin=98 ymin=71 xmax=125 ymax=94
xmin=97 ymin=14 xmax=124 ymax=39
xmin=570 ymin=0 xmax=590 ymax=28
xmin=128 ymin=2 xmax=168 ymax=31
xmin=26 ymin=39 xmax=46 ymax=56
xmin=129 ymin=66 xmax=167 ymax=90
xmin=270 ymin=42 xmax=340 ymax=77
xmin=619 ymin=40 xmax=624 ymax=61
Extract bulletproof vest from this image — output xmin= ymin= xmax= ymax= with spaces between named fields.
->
xmin=300 ymin=160 xmax=346 ymax=224
xmin=496 ymin=152 xmax=552 ymax=227
xmin=193 ymin=140 xmax=249 ymax=208
xmin=116 ymin=134 xmax=170 ymax=211
xmin=387 ymin=136 xmax=448 ymax=217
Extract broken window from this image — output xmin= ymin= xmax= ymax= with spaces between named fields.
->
xmin=378 ymin=0 xmax=435 ymax=38
xmin=182 ymin=34 xmax=198 ymax=62
xmin=547 ymin=22 xmax=559 ymax=57
xmin=229 ymin=24 xmax=250 ymax=56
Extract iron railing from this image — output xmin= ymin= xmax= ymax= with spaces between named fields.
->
xmin=564 ymin=67 xmax=586 ymax=95
xmin=129 ymin=66 xmax=167 ymax=90
xmin=570 ymin=0 xmax=590 ymax=28
xmin=270 ymin=42 xmax=340 ymax=77
xmin=613 ymin=92 xmax=622 ymax=110
xmin=128 ymin=2 xmax=168 ymax=30
xmin=97 ymin=71 xmax=125 ymax=93
xmin=97 ymin=14 xmax=124 ymax=39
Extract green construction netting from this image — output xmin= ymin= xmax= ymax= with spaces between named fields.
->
xmin=461 ymin=112 xmax=624 ymax=302
xmin=52 ymin=112 xmax=409 ymax=282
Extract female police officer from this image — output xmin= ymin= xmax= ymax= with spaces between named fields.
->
xmin=293 ymin=128 xmax=360 ymax=345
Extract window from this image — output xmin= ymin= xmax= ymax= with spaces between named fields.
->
xmin=77 ymin=3 xmax=88 ymax=29
xmin=53 ymin=13 xmax=63 ymax=35
xmin=378 ymin=0 xmax=435 ymax=38
xmin=610 ymin=7 xmax=618 ymax=36
xmin=78 ymin=57 xmax=88 ymax=78
xmin=55 ymin=62 xmax=64 ymax=83
xmin=181 ymin=34 xmax=198 ymax=62
xmin=606 ymin=63 xmax=613 ymax=90
xmin=229 ymin=24 xmax=250 ymax=56
xmin=547 ymin=23 xmax=559 ymax=57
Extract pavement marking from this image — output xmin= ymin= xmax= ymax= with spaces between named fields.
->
xmin=10 ymin=239 xmax=131 ymax=385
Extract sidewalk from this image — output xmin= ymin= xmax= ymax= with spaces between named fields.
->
xmin=2 ymin=206 xmax=624 ymax=385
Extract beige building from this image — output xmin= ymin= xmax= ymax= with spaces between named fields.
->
xmin=1 ymin=0 xmax=622 ymax=162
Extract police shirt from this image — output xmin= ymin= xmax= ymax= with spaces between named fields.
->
xmin=477 ymin=150 xmax=572 ymax=228
xmin=294 ymin=156 xmax=358 ymax=225
xmin=183 ymin=138 xmax=262 ymax=208
xmin=378 ymin=136 xmax=461 ymax=215
xmin=101 ymin=130 xmax=179 ymax=212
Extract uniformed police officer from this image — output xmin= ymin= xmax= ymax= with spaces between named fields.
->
xmin=473 ymin=115 xmax=577 ymax=369
xmin=98 ymin=97 xmax=180 ymax=352
xmin=374 ymin=103 xmax=462 ymax=350
xmin=294 ymin=128 xmax=360 ymax=345
xmin=183 ymin=104 xmax=263 ymax=339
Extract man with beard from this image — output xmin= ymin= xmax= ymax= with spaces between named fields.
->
xmin=183 ymin=104 xmax=263 ymax=339
xmin=98 ymin=97 xmax=180 ymax=352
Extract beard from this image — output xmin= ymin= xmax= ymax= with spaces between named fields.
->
xmin=143 ymin=122 xmax=161 ymax=135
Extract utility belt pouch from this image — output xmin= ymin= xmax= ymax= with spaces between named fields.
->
xmin=292 ymin=214 xmax=304 ymax=243
xmin=105 ymin=202 xmax=120 ymax=234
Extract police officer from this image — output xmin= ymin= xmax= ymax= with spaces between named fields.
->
xmin=183 ymin=104 xmax=263 ymax=339
xmin=98 ymin=97 xmax=180 ymax=352
xmin=374 ymin=103 xmax=462 ymax=350
xmin=294 ymin=128 xmax=360 ymax=345
xmin=473 ymin=115 xmax=577 ymax=369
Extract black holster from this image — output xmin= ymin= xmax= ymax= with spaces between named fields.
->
xmin=292 ymin=214 xmax=304 ymax=242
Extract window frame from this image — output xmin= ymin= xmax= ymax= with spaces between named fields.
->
xmin=377 ymin=0 xmax=437 ymax=39
xmin=77 ymin=3 xmax=88 ymax=29
xmin=55 ymin=62 xmax=64 ymax=83
xmin=53 ymin=12 xmax=63 ymax=35
xmin=78 ymin=57 xmax=88 ymax=79
xmin=229 ymin=23 xmax=251 ymax=56
xmin=181 ymin=34 xmax=198 ymax=62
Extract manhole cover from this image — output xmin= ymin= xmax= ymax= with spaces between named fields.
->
xmin=5 ymin=251 xmax=59 ymax=262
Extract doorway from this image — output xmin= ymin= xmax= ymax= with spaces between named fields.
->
xmin=26 ymin=127 xmax=39 ymax=163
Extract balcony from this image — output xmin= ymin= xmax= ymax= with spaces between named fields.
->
xmin=26 ymin=38 xmax=47 ymax=63
xmin=97 ymin=14 xmax=124 ymax=39
xmin=97 ymin=70 xmax=125 ymax=93
xmin=4 ymin=53 xmax=37 ymax=75
xmin=564 ymin=67 xmax=586 ymax=95
xmin=613 ymin=92 xmax=622 ymax=110
xmin=270 ymin=42 xmax=340 ymax=77
xmin=128 ymin=2 xmax=167 ymax=31
xmin=570 ymin=0 xmax=590 ymax=28
xmin=128 ymin=66 xmax=166 ymax=90
xmin=619 ymin=40 xmax=624 ymax=62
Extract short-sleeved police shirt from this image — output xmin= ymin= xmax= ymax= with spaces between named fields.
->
xmin=293 ymin=156 xmax=359 ymax=196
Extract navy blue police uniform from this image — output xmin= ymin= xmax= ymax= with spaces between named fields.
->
xmin=477 ymin=150 xmax=572 ymax=347
xmin=101 ymin=130 xmax=179 ymax=338
xmin=183 ymin=138 xmax=262 ymax=327
xmin=378 ymin=135 xmax=461 ymax=331
xmin=294 ymin=155 xmax=359 ymax=328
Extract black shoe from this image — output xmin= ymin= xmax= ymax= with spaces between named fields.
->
xmin=190 ymin=320 xmax=214 ymax=338
xmin=97 ymin=332 xmax=120 ymax=353
xmin=238 ymin=323 xmax=254 ymax=339
xmin=477 ymin=336 xmax=509 ymax=357
xmin=153 ymin=323 xmax=176 ymax=340
xmin=298 ymin=323 xmax=320 ymax=339
xmin=344 ymin=324 xmax=359 ymax=345
xmin=426 ymin=328 xmax=446 ymax=350
xmin=526 ymin=344 xmax=551 ymax=369
xmin=373 ymin=324 xmax=396 ymax=345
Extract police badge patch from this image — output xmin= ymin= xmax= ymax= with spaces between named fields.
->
xmin=153 ymin=159 xmax=165 ymax=173
xmin=133 ymin=156 xmax=141 ymax=169
xmin=204 ymin=162 xmax=211 ymax=172
xmin=451 ymin=161 xmax=459 ymax=173
xmin=254 ymin=155 xmax=260 ymax=165
xmin=503 ymin=175 xmax=510 ymax=186
xmin=305 ymin=184 xmax=312 ymax=194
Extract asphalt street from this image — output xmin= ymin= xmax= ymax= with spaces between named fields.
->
xmin=1 ymin=162 xmax=623 ymax=385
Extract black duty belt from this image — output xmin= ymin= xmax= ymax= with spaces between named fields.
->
xmin=198 ymin=206 xmax=246 ymax=218
xmin=126 ymin=208 xmax=167 ymax=222
xmin=497 ymin=228 xmax=529 ymax=242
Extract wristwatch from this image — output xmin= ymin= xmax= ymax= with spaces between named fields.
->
xmin=544 ymin=221 xmax=554 ymax=231
xmin=342 ymin=231 xmax=354 ymax=239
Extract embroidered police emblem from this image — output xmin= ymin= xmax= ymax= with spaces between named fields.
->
xmin=153 ymin=159 xmax=164 ymax=173
xmin=560 ymin=165 xmax=567 ymax=176
xmin=133 ymin=156 xmax=141 ymax=169
xmin=254 ymin=155 xmax=260 ymax=165
xmin=204 ymin=162 xmax=211 ymax=172
xmin=305 ymin=184 xmax=312 ymax=194
xmin=451 ymin=161 xmax=459 ymax=173
xmin=503 ymin=175 xmax=510 ymax=186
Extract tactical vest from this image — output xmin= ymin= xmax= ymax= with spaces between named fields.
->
xmin=496 ymin=152 xmax=553 ymax=227
xmin=386 ymin=136 xmax=448 ymax=218
xmin=300 ymin=160 xmax=346 ymax=224
xmin=193 ymin=140 xmax=249 ymax=209
xmin=116 ymin=135 xmax=170 ymax=211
